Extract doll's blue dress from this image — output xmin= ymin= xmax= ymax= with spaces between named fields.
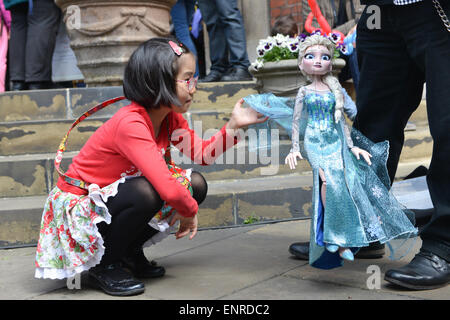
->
xmin=244 ymin=88 xmax=417 ymax=270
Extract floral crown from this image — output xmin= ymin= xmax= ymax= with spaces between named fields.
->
xmin=251 ymin=30 xmax=349 ymax=71
xmin=299 ymin=30 xmax=349 ymax=57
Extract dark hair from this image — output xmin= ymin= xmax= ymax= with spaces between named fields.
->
xmin=271 ymin=15 xmax=298 ymax=38
xmin=123 ymin=37 xmax=191 ymax=110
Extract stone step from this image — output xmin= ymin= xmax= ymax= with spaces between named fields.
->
xmin=0 ymin=123 xmax=432 ymax=199
xmin=0 ymin=167 xmax=432 ymax=249
xmin=1 ymin=112 xmax=431 ymax=158
xmin=0 ymin=83 xmax=258 ymax=123
xmin=1 ymin=84 xmax=430 ymax=157
xmin=0 ymin=83 xmax=258 ymax=157
xmin=399 ymin=125 xmax=433 ymax=161
xmin=0 ymin=151 xmax=78 ymax=198
xmin=0 ymin=173 xmax=312 ymax=248
xmin=0 ymin=141 xmax=310 ymax=198
xmin=0 ymin=83 xmax=428 ymax=125
xmin=0 ymin=118 xmax=107 ymax=156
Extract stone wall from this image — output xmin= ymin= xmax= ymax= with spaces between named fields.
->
xmin=268 ymin=0 xmax=303 ymax=31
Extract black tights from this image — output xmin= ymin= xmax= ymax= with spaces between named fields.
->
xmin=97 ymin=171 xmax=207 ymax=265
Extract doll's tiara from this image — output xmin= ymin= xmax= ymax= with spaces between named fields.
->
xmin=298 ymin=31 xmax=346 ymax=58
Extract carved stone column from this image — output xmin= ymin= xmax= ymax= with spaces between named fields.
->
xmin=55 ymin=0 xmax=177 ymax=87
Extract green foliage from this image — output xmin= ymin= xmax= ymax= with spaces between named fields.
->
xmin=262 ymin=46 xmax=298 ymax=63
xmin=243 ymin=215 xmax=260 ymax=224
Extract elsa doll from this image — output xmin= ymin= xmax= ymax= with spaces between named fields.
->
xmin=244 ymin=34 xmax=417 ymax=269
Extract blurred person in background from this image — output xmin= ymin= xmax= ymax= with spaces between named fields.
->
xmin=5 ymin=0 xmax=61 ymax=90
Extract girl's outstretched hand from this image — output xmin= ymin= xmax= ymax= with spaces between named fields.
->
xmin=169 ymin=213 xmax=198 ymax=240
xmin=285 ymin=152 xmax=303 ymax=170
xmin=351 ymin=147 xmax=372 ymax=165
xmin=226 ymin=98 xmax=269 ymax=131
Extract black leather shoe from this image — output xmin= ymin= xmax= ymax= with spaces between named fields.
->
xmin=27 ymin=81 xmax=51 ymax=90
xmin=355 ymin=242 xmax=385 ymax=259
xmin=88 ymin=262 xmax=145 ymax=296
xmin=122 ymin=248 xmax=165 ymax=279
xmin=220 ymin=67 xmax=253 ymax=81
xmin=384 ymin=250 xmax=450 ymax=290
xmin=11 ymin=81 xmax=27 ymax=91
xmin=198 ymin=70 xmax=223 ymax=83
xmin=288 ymin=241 xmax=385 ymax=260
xmin=289 ymin=242 xmax=309 ymax=260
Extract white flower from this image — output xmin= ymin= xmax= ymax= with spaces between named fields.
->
xmin=252 ymin=34 xmax=299 ymax=69
xmin=273 ymin=33 xmax=287 ymax=46
xmin=256 ymin=44 xmax=267 ymax=57
xmin=287 ymin=39 xmax=299 ymax=53
xmin=251 ymin=59 xmax=264 ymax=70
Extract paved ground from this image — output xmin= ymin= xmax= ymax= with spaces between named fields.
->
xmin=0 ymin=219 xmax=448 ymax=302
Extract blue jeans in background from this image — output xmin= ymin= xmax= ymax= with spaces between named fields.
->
xmin=171 ymin=0 xmax=199 ymax=77
xmin=197 ymin=0 xmax=250 ymax=73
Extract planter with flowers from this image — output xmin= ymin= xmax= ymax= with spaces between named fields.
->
xmin=249 ymin=33 xmax=346 ymax=97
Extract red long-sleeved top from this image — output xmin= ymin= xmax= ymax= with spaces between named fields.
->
xmin=57 ymin=102 xmax=240 ymax=217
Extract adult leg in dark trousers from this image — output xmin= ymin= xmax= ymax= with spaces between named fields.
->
xmin=197 ymin=0 xmax=252 ymax=82
xmin=354 ymin=1 xmax=450 ymax=290
xmin=8 ymin=0 xmax=60 ymax=90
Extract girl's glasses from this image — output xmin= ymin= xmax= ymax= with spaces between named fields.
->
xmin=176 ymin=76 xmax=198 ymax=92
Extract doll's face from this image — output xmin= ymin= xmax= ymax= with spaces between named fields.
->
xmin=299 ymin=45 xmax=332 ymax=76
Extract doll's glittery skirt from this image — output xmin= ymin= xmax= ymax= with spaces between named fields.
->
xmin=304 ymin=124 xmax=417 ymax=269
xmin=242 ymin=92 xmax=417 ymax=270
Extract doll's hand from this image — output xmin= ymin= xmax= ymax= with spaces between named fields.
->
xmin=226 ymin=98 xmax=269 ymax=131
xmin=169 ymin=213 xmax=198 ymax=240
xmin=285 ymin=152 xmax=303 ymax=170
xmin=351 ymin=147 xmax=372 ymax=165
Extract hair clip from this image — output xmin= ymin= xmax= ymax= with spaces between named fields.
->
xmin=169 ymin=40 xmax=183 ymax=56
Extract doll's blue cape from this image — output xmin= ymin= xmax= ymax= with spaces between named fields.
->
xmin=244 ymin=89 xmax=356 ymax=152
xmin=243 ymin=92 xmax=417 ymax=270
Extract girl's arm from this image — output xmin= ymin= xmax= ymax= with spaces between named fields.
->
xmin=171 ymin=99 xmax=267 ymax=165
xmin=115 ymin=117 xmax=198 ymax=218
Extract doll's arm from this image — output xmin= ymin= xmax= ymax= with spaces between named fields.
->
xmin=290 ymin=87 xmax=305 ymax=153
xmin=342 ymin=88 xmax=357 ymax=121
xmin=340 ymin=114 xmax=372 ymax=165
xmin=342 ymin=120 xmax=354 ymax=149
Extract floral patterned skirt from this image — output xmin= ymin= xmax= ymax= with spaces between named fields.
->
xmin=35 ymin=167 xmax=192 ymax=280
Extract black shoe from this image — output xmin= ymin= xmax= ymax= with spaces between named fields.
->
xmin=198 ymin=70 xmax=223 ymax=83
xmin=288 ymin=241 xmax=385 ymax=260
xmin=289 ymin=242 xmax=309 ymax=260
xmin=122 ymin=248 xmax=165 ymax=279
xmin=355 ymin=242 xmax=385 ymax=259
xmin=384 ymin=250 xmax=450 ymax=290
xmin=27 ymin=81 xmax=51 ymax=90
xmin=11 ymin=81 xmax=27 ymax=91
xmin=88 ymin=262 xmax=145 ymax=296
xmin=220 ymin=67 xmax=253 ymax=81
